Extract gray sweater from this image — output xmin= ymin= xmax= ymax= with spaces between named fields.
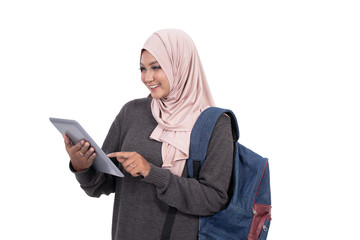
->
xmin=72 ymin=98 xmax=234 ymax=240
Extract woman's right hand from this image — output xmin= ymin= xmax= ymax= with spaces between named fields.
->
xmin=63 ymin=134 xmax=96 ymax=172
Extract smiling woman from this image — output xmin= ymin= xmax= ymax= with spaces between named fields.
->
xmin=140 ymin=50 xmax=170 ymax=99
xmin=62 ymin=29 xmax=234 ymax=240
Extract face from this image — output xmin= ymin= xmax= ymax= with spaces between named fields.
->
xmin=140 ymin=50 xmax=170 ymax=99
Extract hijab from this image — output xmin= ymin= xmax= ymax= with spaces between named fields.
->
xmin=142 ymin=29 xmax=215 ymax=176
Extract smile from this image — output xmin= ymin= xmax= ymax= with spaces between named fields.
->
xmin=150 ymin=84 xmax=159 ymax=90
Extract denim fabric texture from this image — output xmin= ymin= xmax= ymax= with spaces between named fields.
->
xmin=186 ymin=107 xmax=272 ymax=240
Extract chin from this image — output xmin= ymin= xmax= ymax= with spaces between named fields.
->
xmin=150 ymin=93 xmax=161 ymax=99
xmin=151 ymin=92 xmax=166 ymax=99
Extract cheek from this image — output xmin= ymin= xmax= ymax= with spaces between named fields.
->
xmin=157 ymin=71 xmax=169 ymax=86
xmin=141 ymin=72 xmax=146 ymax=83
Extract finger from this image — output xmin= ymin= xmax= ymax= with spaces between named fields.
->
xmin=121 ymin=156 xmax=137 ymax=171
xmin=107 ymin=152 xmax=135 ymax=159
xmin=72 ymin=140 xmax=85 ymax=152
xmin=63 ymin=134 xmax=72 ymax=149
xmin=128 ymin=164 xmax=141 ymax=177
xmin=79 ymin=141 xmax=91 ymax=155
xmin=84 ymin=147 xmax=95 ymax=159
xmin=129 ymin=168 xmax=141 ymax=177
xmin=108 ymin=152 xmax=136 ymax=163
xmin=87 ymin=151 xmax=96 ymax=165
xmin=126 ymin=161 xmax=136 ymax=171
xmin=122 ymin=155 xmax=138 ymax=169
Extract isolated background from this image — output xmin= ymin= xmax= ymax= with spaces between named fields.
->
xmin=1 ymin=0 xmax=359 ymax=239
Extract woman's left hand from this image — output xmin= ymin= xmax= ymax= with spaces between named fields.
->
xmin=107 ymin=152 xmax=151 ymax=177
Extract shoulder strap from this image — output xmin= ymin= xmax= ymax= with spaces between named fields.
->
xmin=161 ymin=107 xmax=240 ymax=238
xmin=160 ymin=207 xmax=177 ymax=240
xmin=187 ymin=107 xmax=239 ymax=178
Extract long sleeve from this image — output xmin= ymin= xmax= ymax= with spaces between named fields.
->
xmin=70 ymin=108 xmax=125 ymax=198
xmin=69 ymin=98 xmax=235 ymax=239
xmin=142 ymin=114 xmax=234 ymax=216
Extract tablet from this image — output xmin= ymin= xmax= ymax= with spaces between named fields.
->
xmin=50 ymin=117 xmax=124 ymax=177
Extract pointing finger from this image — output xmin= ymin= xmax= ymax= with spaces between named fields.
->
xmin=107 ymin=152 xmax=135 ymax=161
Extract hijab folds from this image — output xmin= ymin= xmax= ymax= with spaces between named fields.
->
xmin=142 ymin=29 xmax=215 ymax=176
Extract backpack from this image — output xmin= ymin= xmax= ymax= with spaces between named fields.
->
xmin=187 ymin=107 xmax=272 ymax=240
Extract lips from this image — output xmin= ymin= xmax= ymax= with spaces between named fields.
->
xmin=149 ymin=84 xmax=159 ymax=90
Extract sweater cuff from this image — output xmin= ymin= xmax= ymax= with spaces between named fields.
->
xmin=69 ymin=161 xmax=96 ymax=183
xmin=142 ymin=163 xmax=170 ymax=189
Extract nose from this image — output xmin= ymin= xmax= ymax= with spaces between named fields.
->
xmin=145 ymin=71 xmax=154 ymax=83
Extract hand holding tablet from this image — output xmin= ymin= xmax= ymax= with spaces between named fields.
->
xmin=63 ymin=134 xmax=96 ymax=172
xmin=50 ymin=117 xmax=124 ymax=177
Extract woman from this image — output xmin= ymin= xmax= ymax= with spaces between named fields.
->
xmin=63 ymin=29 xmax=234 ymax=240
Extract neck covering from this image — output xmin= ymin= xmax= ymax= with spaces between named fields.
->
xmin=142 ymin=29 xmax=215 ymax=176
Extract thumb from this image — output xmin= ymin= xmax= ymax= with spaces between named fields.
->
xmin=63 ymin=134 xmax=72 ymax=149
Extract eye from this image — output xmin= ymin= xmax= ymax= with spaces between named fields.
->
xmin=152 ymin=66 xmax=161 ymax=70
xmin=139 ymin=66 xmax=146 ymax=72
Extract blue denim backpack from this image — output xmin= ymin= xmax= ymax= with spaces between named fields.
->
xmin=187 ymin=107 xmax=272 ymax=240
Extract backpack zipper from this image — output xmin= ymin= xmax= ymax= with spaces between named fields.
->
xmin=253 ymin=161 xmax=268 ymax=206
xmin=262 ymin=224 xmax=268 ymax=232
xmin=252 ymin=208 xmax=257 ymax=215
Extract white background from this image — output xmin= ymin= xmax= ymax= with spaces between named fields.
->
xmin=1 ymin=0 xmax=359 ymax=239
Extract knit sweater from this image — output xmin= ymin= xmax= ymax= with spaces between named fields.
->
xmin=71 ymin=98 xmax=234 ymax=240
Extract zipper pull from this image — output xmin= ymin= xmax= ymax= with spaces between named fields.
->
xmin=262 ymin=224 xmax=268 ymax=232
xmin=252 ymin=208 xmax=257 ymax=215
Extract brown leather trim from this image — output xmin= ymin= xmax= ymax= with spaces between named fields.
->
xmin=247 ymin=203 xmax=272 ymax=240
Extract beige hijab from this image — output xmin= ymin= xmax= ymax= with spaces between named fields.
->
xmin=142 ymin=29 xmax=215 ymax=176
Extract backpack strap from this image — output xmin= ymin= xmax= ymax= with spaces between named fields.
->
xmin=161 ymin=107 xmax=240 ymax=239
xmin=187 ymin=107 xmax=239 ymax=178
xmin=160 ymin=206 xmax=177 ymax=240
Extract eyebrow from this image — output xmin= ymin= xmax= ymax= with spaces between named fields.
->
xmin=140 ymin=61 xmax=159 ymax=66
